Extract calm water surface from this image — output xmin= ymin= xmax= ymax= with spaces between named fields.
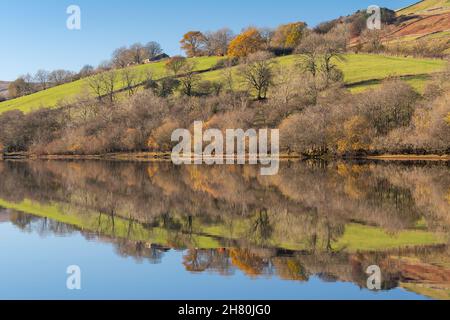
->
xmin=0 ymin=160 xmax=449 ymax=300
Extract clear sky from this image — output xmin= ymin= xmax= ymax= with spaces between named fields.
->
xmin=0 ymin=0 xmax=414 ymax=80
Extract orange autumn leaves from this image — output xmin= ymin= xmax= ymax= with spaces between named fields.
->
xmin=228 ymin=23 xmax=307 ymax=58
xmin=228 ymin=28 xmax=266 ymax=58
xmin=180 ymin=22 xmax=307 ymax=58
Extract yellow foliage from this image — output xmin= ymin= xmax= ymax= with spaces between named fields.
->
xmin=272 ymin=22 xmax=306 ymax=49
xmin=68 ymin=143 xmax=82 ymax=153
xmin=337 ymin=163 xmax=350 ymax=176
xmin=337 ymin=116 xmax=373 ymax=153
xmin=337 ymin=163 xmax=364 ymax=199
xmin=187 ymin=167 xmax=221 ymax=198
xmin=147 ymin=165 xmax=158 ymax=179
xmin=272 ymin=258 xmax=308 ymax=281
xmin=229 ymin=249 xmax=265 ymax=277
xmin=148 ymin=118 xmax=180 ymax=151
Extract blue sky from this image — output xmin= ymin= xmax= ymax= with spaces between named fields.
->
xmin=0 ymin=0 xmax=414 ymax=80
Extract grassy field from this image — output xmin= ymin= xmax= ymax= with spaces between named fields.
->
xmin=0 ymin=198 xmax=221 ymax=249
xmin=334 ymin=223 xmax=443 ymax=251
xmin=0 ymin=54 xmax=446 ymax=114
xmin=201 ymin=53 xmax=447 ymax=93
xmin=0 ymin=197 xmax=445 ymax=252
xmin=0 ymin=56 xmax=222 ymax=114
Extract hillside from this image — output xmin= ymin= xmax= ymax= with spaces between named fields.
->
xmin=397 ymin=0 xmax=450 ymax=15
xmin=200 ymin=53 xmax=447 ymax=93
xmin=0 ymin=54 xmax=446 ymax=114
xmin=0 ymin=81 xmax=9 ymax=99
xmin=382 ymin=0 xmax=450 ymax=51
xmin=0 ymin=56 xmax=222 ymax=114
xmin=0 ymin=0 xmax=448 ymax=115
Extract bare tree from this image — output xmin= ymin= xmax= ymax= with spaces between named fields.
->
xmin=239 ymin=51 xmax=275 ymax=100
xmin=272 ymin=64 xmax=300 ymax=104
xmin=121 ymin=69 xmax=141 ymax=96
xmin=130 ymin=43 xmax=147 ymax=64
xmin=296 ymin=29 xmax=346 ymax=96
xmin=221 ymin=58 xmax=236 ymax=92
xmin=98 ymin=60 xmax=113 ymax=72
xmin=112 ymin=47 xmax=133 ymax=68
xmin=34 ymin=70 xmax=50 ymax=90
xmin=87 ymin=73 xmax=105 ymax=101
xmin=259 ymin=28 xmax=275 ymax=50
xmin=145 ymin=41 xmax=163 ymax=59
xmin=79 ymin=65 xmax=95 ymax=78
xmin=204 ymin=28 xmax=234 ymax=56
xmin=165 ymin=56 xmax=187 ymax=76
xmin=360 ymin=29 xmax=384 ymax=53
xmin=87 ymin=70 xmax=119 ymax=103
xmin=296 ymin=33 xmax=322 ymax=77
xmin=49 ymin=70 xmax=74 ymax=85
xmin=320 ymin=26 xmax=347 ymax=85
xmin=102 ymin=70 xmax=118 ymax=104
xmin=179 ymin=62 xmax=200 ymax=96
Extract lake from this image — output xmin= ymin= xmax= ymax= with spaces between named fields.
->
xmin=0 ymin=160 xmax=449 ymax=300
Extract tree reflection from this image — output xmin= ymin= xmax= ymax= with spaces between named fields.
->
xmin=0 ymin=160 xmax=449 ymax=298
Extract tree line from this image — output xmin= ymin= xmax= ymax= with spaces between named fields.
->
xmin=7 ymin=41 xmax=165 ymax=99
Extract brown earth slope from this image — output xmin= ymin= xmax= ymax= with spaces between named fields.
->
xmin=391 ymin=13 xmax=450 ymax=37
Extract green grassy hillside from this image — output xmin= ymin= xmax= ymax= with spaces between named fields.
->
xmin=0 ymin=56 xmax=222 ymax=114
xmin=201 ymin=53 xmax=447 ymax=93
xmin=0 ymin=54 xmax=446 ymax=114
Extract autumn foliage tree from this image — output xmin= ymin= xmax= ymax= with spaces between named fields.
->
xmin=228 ymin=28 xmax=265 ymax=58
xmin=180 ymin=31 xmax=206 ymax=57
xmin=271 ymin=21 xmax=307 ymax=50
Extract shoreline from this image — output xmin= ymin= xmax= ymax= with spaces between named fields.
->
xmin=1 ymin=152 xmax=449 ymax=162
xmin=366 ymin=155 xmax=450 ymax=161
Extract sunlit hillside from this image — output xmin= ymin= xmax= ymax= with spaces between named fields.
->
xmin=0 ymin=53 xmax=446 ymax=114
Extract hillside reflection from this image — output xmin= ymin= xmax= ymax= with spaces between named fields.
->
xmin=0 ymin=160 xmax=449 ymax=298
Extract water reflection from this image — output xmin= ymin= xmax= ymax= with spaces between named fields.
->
xmin=0 ymin=160 xmax=449 ymax=299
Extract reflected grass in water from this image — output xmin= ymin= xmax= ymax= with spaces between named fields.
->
xmin=0 ymin=160 xmax=449 ymax=299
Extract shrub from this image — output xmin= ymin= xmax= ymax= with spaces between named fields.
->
xmin=357 ymin=80 xmax=418 ymax=136
xmin=148 ymin=118 xmax=181 ymax=151
xmin=148 ymin=77 xmax=180 ymax=97
xmin=196 ymin=81 xmax=223 ymax=96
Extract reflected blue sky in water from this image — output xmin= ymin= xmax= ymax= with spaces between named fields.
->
xmin=0 ymin=222 xmax=428 ymax=300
